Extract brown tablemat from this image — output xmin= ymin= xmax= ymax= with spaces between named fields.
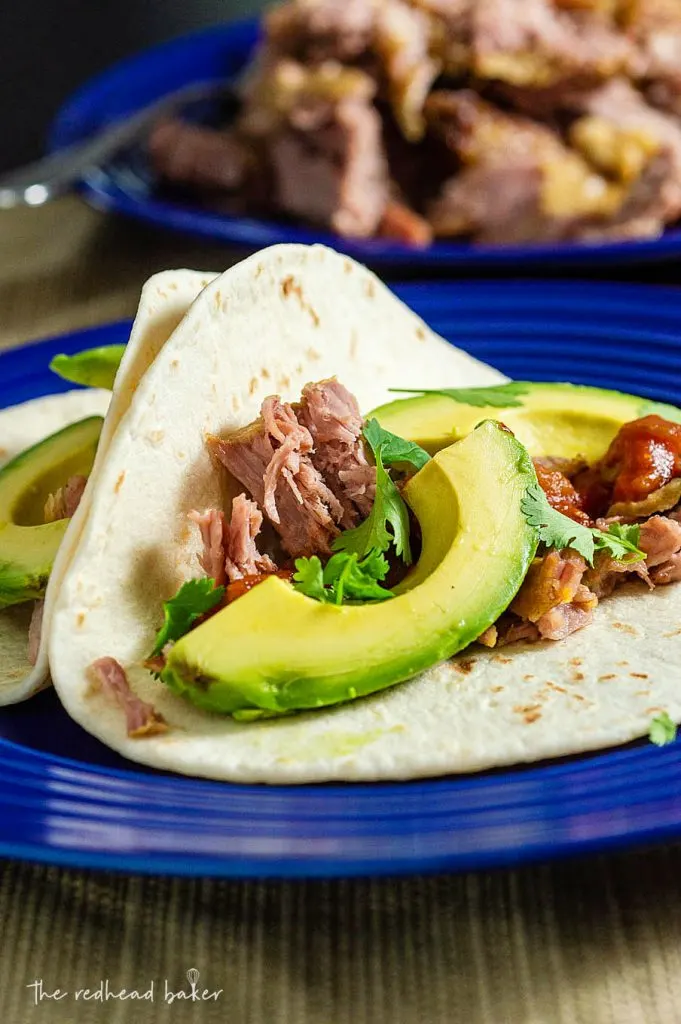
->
xmin=2 ymin=844 xmax=681 ymax=1024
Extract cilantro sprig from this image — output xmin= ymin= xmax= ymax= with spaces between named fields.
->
xmin=388 ymin=382 xmax=530 ymax=409
xmin=649 ymin=712 xmax=677 ymax=747
xmin=331 ymin=419 xmax=427 ymax=565
xmin=150 ymin=578 xmax=225 ymax=657
xmin=520 ymin=483 xmax=645 ymax=567
xmin=293 ymin=550 xmax=393 ymax=604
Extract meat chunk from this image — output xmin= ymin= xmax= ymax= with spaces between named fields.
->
xmin=374 ymin=0 xmax=440 ymax=141
xmin=471 ymin=0 xmax=632 ymax=89
xmin=510 ymin=550 xmax=590 ymax=623
xmin=638 ymin=515 xmax=681 ymax=567
xmin=90 ymin=657 xmax=167 ymax=738
xmin=535 ymin=596 xmax=595 ymax=640
xmin=265 ymin=0 xmax=376 ymax=64
xmin=297 ymin=379 xmax=376 ymax=526
xmin=209 ymin=396 xmax=344 ymax=558
xmin=44 ymin=474 xmax=88 ymax=523
xmin=223 ymin=494 xmax=277 ymax=582
xmin=583 ymin=551 xmax=651 ymax=598
xmin=148 ymin=120 xmax=254 ymax=193
xmin=188 ymin=508 xmax=227 ymax=587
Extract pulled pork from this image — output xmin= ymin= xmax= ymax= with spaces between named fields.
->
xmin=90 ymin=657 xmax=167 ymax=738
xmin=43 ymin=474 xmax=88 ymax=523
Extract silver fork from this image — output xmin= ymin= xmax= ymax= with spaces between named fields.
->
xmin=0 ymin=79 xmax=238 ymax=210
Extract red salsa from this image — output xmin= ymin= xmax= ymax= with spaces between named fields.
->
xmin=599 ymin=415 xmax=681 ymax=504
xmin=533 ymin=462 xmax=591 ymax=525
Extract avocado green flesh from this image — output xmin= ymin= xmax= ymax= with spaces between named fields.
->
xmin=0 ymin=416 xmax=103 ymax=608
xmin=49 ymin=345 xmax=125 ymax=390
xmin=162 ymin=422 xmax=539 ymax=716
xmin=370 ymin=383 xmax=681 ymax=463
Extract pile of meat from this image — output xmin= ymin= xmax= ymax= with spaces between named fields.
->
xmin=191 ymin=379 xmax=377 ymax=598
xmin=149 ymin=0 xmax=681 ymax=246
xmin=480 ymin=413 xmax=681 ymax=648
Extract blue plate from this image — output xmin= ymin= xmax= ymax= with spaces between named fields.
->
xmin=3 ymin=279 xmax=681 ymax=877
xmin=49 ymin=21 xmax=681 ymax=270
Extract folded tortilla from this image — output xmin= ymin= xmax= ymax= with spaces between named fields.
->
xmin=0 ymin=269 xmax=216 ymax=706
xmin=48 ymin=244 xmax=681 ymax=784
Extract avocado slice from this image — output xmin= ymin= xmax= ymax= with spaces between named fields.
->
xmin=0 ymin=416 xmax=103 ymax=608
xmin=161 ymin=421 xmax=539 ymax=717
xmin=50 ymin=345 xmax=125 ymax=390
xmin=370 ymin=383 xmax=681 ymax=463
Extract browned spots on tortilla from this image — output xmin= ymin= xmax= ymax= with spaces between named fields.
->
xmin=572 ymin=671 xmax=585 ymax=683
xmin=277 ymin=374 xmax=291 ymax=391
xmin=453 ymin=658 xmax=476 ymax=675
xmin=523 ymin=674 xmax=535 ymax=681
xmin=261 ymin=367 xmax=271 ymax=380
xmin=295 ymin=364 xmax=303 ymax=375
xmin=306 ymin=346 xmax=321 ymax=362
xmin=569 ymin=658 xmax=583 ymax=667
xmin=281 ymin=275 xmax=320 ymax=326
xmin=490 ymin=685 xmax=504 ymax=693
xmin=545 ymin=681 xmax=568 ymax=694
xmin=76 ymin=613 xmax=85 ymax=627
xmin=630 ymin=672 xmax=649 ymax=680
xmin=599 ymin=673 xmax=617 ymax=681
xmin=168 ymin=282 xmax=178 ymax=291
xmin=231 ymin=394 xmax=241 ymax=413
xmin=113 ymin=471 xmax=126 ymax=494
xmin=255 ymin=264 xmax=263 ymax=278
xmin=344 ymin=260 xmax=353 ymax=274
xmin=634 ymin=690 xmax=651 ymax=697
xmin=612 ymin=622 xmax=638 ymax=635
xmin=663 ymin=627 xmax=681 ymax=637
xmin=571 ymin=693 xmax=587 ymax=703
xmin=616 ymin=660 xmax=629 ymax=667
xmin=416 ymin=327 xmax=425 ymax=341
xmin=646 ymin=706 xmax=666 ymax=716
xmin=170 ymin=359 xmax=179 ymax=369
xmin=514 ymin=703 xmax=542 ymax=724
xmin=249 ymin=377 xmax=259 ymax=396
xmin=493 ymin=655 xmax=512 ymax=664
xmin=365 ymin=280 xmax=375 ymax=298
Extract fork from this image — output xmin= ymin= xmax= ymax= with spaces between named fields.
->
xmin=0 ymin=79 xmax=238 ymax=210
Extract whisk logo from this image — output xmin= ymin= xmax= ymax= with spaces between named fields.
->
xmin=164 ymin=968 xmax=223 ymax=1005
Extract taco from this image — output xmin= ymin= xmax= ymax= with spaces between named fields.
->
xmin=0 ymin=269 xmax=216 ymax=706
xmin=46 ymin=245 xmax=681 ymax=783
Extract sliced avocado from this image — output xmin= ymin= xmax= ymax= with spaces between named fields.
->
xmin=50 ymin=345 xmax=125 ymax=390
xmin=0 ymin=416 xmax=103 ymax=607
xmin=370 ymin=383 xmax=681 ymax=463
xmin=161 ymin=421 xmax=539 ymax=716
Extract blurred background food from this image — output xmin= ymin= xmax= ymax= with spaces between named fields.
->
xmin=5 ymin=0 xmax=681 ymax=249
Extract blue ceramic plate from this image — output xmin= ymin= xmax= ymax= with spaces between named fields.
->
xmin=2 ymin=280 xmax=681 ymax=878
xmin=49 ymin=21 xmax=681 ymax=270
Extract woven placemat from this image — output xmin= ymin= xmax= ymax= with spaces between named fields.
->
xmin=2 ymin=844 xmax=681 ymax=1024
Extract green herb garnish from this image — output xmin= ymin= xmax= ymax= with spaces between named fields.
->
xmin=293 ymin=550 xmax=393 ymax=604
xmin=521 ymin=483 xmax=646 ymax=567
xmin=50 ymin=345 xmax=126 ymax=390
xmin=388 ymin=382 xmax=530 ymax=408
xmin=649 ymin=712 xmax=677 ymax=747
xmin=362 ymin=418 xmax=430 ymax=471
xmin=332 ymin=424 xmax=413 ymax=564
xmin=150 ymin=578 xmax=225 ymax=657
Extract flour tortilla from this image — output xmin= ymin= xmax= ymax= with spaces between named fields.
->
xmin=48 ymin=243 xmax=680 ymax=784
xmin=0 ymin=269 xmax=216 ymax=706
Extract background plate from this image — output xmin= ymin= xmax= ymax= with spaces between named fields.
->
xmin=49 ymin=21 xmax=681 ymax=271
xmin=2 ymin=279 xmax=681 ymax=877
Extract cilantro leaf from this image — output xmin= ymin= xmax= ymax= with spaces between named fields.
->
xmin=150 ymin=578 xmax=225 ymax=657
xmin=362 ymin=418 xmax=430 ymax=471
xmin=520 ymin=483 xmax=596 ymax=563
xmin=50 ymin=345 xmax=126 ymax=390
xmin=520 ymin=484 xmax=646 ymax=567
xmin=292 ymin=556 xmax=327 ymax=602
xmin=293 ymin=550 xmax=393 ymax=604
xmin=595 ymin=522 xmax=646 ymax=564
xmin=388 ymin=382 xmax=530 ymax=409
xmin=649 ymin=712 xmax=677 ymax=747
xmin=332 ymin=444 xmax=412 ymax=563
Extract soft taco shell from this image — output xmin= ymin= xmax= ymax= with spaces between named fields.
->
xmin=0 ymin=269 xmax=216 ymax=706
xmin=47 ymin=244 xmax=681 ymax=784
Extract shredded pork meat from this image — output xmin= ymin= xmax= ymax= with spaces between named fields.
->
xmin=43 ymin=474 xmax=88 ymax=524
xmin=90 ymin=657 xmax=167 ymax=738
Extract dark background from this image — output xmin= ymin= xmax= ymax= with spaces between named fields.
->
xmin=0 ymin=0 xmax=263 ymax=173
